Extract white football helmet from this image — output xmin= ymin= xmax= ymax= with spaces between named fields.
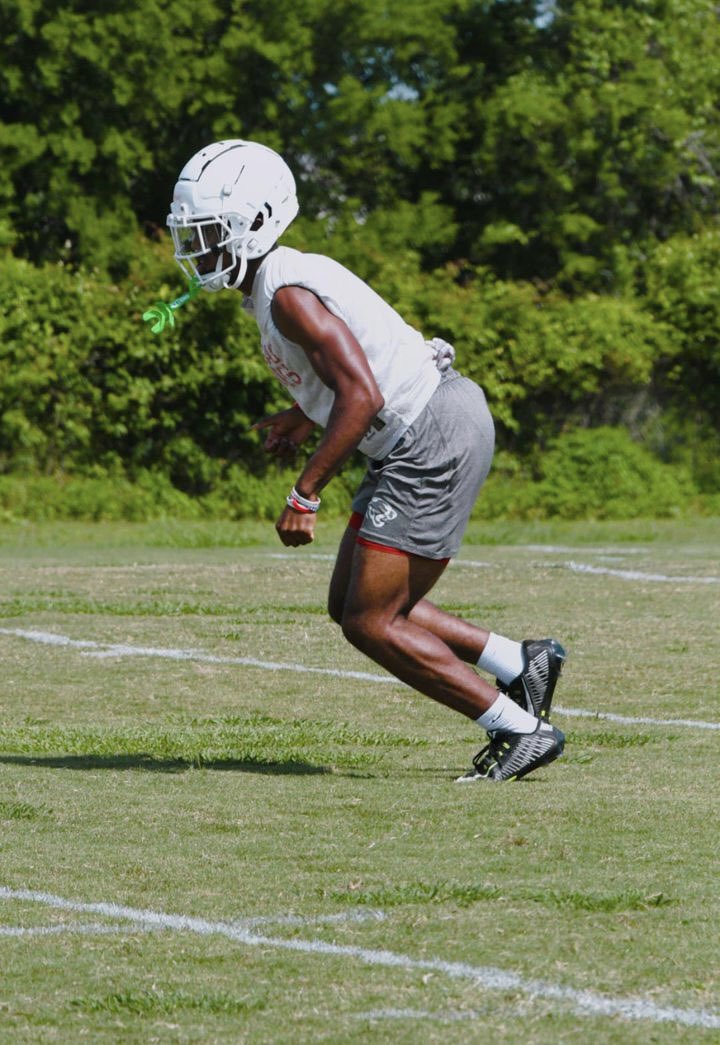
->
xmin=167 ymin=139 xmax=299 ymax=292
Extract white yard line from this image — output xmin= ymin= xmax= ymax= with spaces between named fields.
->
xmin=0 ymin=627 xmax=392 ymax=684
xmin=555 ymin=706 xmax=720 ymax=731
xmin=1 ymin=626 xmax=718 ymax=733
xmin=1 ymin=886 xmax=718 ymax=1030
xmin=562 ymin=561 xmax=720 ymax=584
xmin=0 ymin=921 xmax=154 ymax=938
xmin=267 ymin=553 xmax=337 ymax=561
xmin=0 ymin=909 xmax=383 ymax=938
xmin=267 ymin=549 xmax=720 ymax=585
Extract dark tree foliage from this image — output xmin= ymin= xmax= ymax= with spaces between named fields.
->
xmin=1 ymin=0 xmax=719 ymax=501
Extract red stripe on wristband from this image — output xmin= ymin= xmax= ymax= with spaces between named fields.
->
xmin=287 ymin=486 xmax=320 ymax=513
xmin=287 ymin=496 xmax=314 ymax=514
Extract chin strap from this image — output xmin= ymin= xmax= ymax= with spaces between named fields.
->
xmin=224 ymin=241 xmax=248 ymax=290
xmin=142 ymin=276 xmax=201 ymax=334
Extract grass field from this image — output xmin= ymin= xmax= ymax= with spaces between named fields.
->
xmin=1 ymin=516 xmax=718 ymax=1043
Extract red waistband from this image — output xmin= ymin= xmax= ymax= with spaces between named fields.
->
xmin=356 ymin=536 xmax=409 ymax=556
xmin=348 ymin=512 xmax=448 ymax=563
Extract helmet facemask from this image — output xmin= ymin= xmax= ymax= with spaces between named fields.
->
xmin=168 ymin=210 xmax=252 ymax=292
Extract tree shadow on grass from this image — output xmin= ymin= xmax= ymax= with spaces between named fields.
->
xmin=0 ymin=753 xmax=331 ymax=775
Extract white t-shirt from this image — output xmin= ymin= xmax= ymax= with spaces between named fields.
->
xmin=243 ymin=246 xmax=441 ymax=459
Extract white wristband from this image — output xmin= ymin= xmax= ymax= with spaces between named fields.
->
xmin=286 ymin=487 xmax=321 ymax=513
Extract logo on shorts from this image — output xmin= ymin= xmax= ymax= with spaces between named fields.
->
xmin=366 ymin=499 xmax=398 ymax=528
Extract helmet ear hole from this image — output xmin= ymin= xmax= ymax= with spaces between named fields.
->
xmin=250 ymin=211 xmax=265 ymax=232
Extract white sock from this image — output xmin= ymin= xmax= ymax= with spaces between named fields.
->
xmin=476 ymin=692 xmax=538 ymax=735
xmin=477 ymin=633 xmax=524 ymax=685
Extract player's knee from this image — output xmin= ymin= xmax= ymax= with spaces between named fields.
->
xmin=341 ymin=608 xmax=381 ymax=653
xmin=327 ymin=588 xmax=344 ymax=626
xmin=340 ymin=609 xmax=363 ymax=648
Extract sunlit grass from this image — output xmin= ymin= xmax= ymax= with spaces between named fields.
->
xmin=0 ymin=519 xmax=718 ymax=1041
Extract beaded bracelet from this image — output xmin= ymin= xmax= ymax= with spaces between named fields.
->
xmin=286 ymin=487 xmax=321 ymax=513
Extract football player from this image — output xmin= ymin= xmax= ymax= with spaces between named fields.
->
xmin=166 ymin=140 xmax=567 ymax=782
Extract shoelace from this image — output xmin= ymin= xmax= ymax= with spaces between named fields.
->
xmin=473 ymin=731 xmax=518 ymax=773
xmin=472 ymin=737 xmax=502 ymax=773
xmin=472 ymin=742 xmax=492 ymax=769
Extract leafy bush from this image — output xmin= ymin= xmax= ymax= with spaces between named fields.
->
xmin=0 ymin=467 xmax=359 ymax=524
xmin=370 ymin=263 xmax=677 ymax=447
xmin=200 ymin=464 xmax=358 ymax=522
xmin=536 ymin=428 xmax=696 ymax=519
xmin=0 ymin=221 xmax=717 ymax=523
xmin=0 ymin=252 xmax=281 ymax=484
xmin=0 ymin=472 xmax=200 ymax=523
xmin=475 ymin=427 xmax=697 ymax=520
xmin=643 ymin=228 xmax=720 ymax=422
xmin=0 ymin=428 xmax=699 ymax=522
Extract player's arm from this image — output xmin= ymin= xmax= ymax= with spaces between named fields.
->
xmin=252 ymin=404 xmax=316 ymax=461
xmin=271 ymin=285 xmax=384 ymax=499
xmin=269 ymin=284 xmax=384 ymax=546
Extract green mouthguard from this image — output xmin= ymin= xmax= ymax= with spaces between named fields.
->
xmin=142 ymin=277 xmax=201 ymax=333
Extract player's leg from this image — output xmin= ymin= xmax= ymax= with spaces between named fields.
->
xmin=339 ymin=542 xmax=498 ymax=719
xmin=327 ymin=523 xmax=360 ymax=627
xmin=329 ymin=521 xmax=490 ymax=656
xmin=339 ymin=541 xmax=564 ymax=782
xmin=329 ymin=372 xmax=565 ymax=780
xmin=328 ymin=425 xmax=495 ymax=662
xmin=328 ymin=522 xmax=565 ymax=719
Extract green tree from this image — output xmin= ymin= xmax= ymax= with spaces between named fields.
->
xmin=0 ymin=0 xmax=470 ymax=271
xmin=1 ymin=0 xmax=719 ymax=510
xmin=452 ymin=0 xmax=720 ymax=285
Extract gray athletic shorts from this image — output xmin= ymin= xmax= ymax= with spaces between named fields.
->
xmin=350 ymin=369 xmax=495 ymax=560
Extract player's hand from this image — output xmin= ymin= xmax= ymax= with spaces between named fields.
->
xmin=275 ymin=505 xmax=316 ymax=546
xmin=252 ymin=407 xmax=315 ymax=461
